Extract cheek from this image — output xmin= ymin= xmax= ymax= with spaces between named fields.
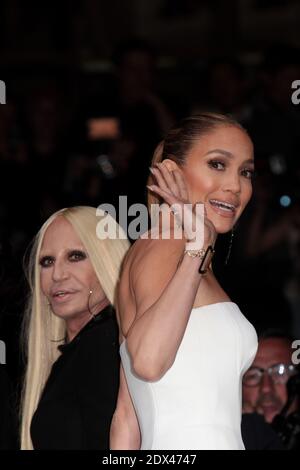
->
xmin=237 ymin=183 xmax=252 ymax=218
xmin=82 ymin=265 xmax=105 ymax=298
xmin=40 ymin=270 xmax=50 ymax=296
xmin=243 ymin=387 xmax=258 ymax=405
xmin=78 ymin=264 xmax=99 ymax=290
xmin=275 ymin=385 xmax=287 ymax=404
xmin=242 ymin=183 xmax=253 ymax=206
xmin=184 ymin=168 xmax=217 ymax=201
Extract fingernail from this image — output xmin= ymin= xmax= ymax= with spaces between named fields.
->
xmin=147 ymin=185 xmax=154 ymax=190
xmin=149 ymin=167 xmax=155 ymax=173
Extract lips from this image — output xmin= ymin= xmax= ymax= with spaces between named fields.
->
xmin=50 ymin=289 xmax=76 ymax=302
xmin=208 ymin=199 xmax=239 ymax=218
xmin=262 ymin=404 xmax=277 ymax=409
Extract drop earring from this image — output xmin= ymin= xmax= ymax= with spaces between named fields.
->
xmin=46 ymin=299 xmax=65 ymax=343
xmin=88 ymin=290 xmax=95 ymax=319
xmin=225 ymin=228 xmax=235 ymax=265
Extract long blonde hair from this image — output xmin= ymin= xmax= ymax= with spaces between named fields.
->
xmin=20 ymin=206 xmax=130 ymax=449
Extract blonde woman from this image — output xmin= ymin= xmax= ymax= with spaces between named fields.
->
xmin=21 ymin=206 xmax=129 ymax=450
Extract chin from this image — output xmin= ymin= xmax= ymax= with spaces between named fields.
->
xmin=206 ymin=207 xmax=239 ymax=235
xmin=51 ymin=311 xmax=70 ymax=321
xmin=267 ymin=413 xmax=278 ymax=424
xmin=51 ymin=306 xmax=81 ymax=320
xmin=215 ymin=225 xmax=234 ymax=235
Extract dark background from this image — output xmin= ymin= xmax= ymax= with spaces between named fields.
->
xmin=0 ymin=0 xmax=300 ymax=394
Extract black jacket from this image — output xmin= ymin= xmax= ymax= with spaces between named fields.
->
xmin=30 ymin=305 xmax=120 ymax=449
xmin=242 ymin=413 xmax=285 ymax=450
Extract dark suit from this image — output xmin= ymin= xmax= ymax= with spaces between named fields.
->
xmin=242 ymin=413 xmax=284 ymax=450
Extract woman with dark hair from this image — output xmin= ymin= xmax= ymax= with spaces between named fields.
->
xmin=111 ymin=113 xmax=258 ymax=450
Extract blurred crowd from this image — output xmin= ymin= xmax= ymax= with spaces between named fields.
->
xmin=0 ymin=39 xmax=300 ymax=449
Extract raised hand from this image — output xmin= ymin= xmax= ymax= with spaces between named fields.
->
xmin=147 ymin=162 xmax=216 ymax=250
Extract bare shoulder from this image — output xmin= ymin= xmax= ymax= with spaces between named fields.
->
xmin=117 ymin=231 xmax=185 ymax=336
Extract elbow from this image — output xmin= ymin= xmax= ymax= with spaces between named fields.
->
xmin=125 ymin=334 xmax=172 ymax=381
xmin=129 ymin=349 xmax=169 ymax=382
xmin=132 ymin=362 xmax=163 ymax=382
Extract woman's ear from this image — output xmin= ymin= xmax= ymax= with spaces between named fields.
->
xmin=161 ymin=159 xmax=180 ymax=172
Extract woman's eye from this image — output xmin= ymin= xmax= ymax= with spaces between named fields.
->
xmin=69 ymin=251 xmax=87 ymax=262
xmin=39 ymin=257 xmax=54 ymax=268
xmin=241 ymin=168 xmax=255 ymax=179
xmin=208 ymin=160 xmax=225 ymax=170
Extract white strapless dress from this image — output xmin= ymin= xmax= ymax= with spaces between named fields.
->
xmin=120 ymin=302 xmax=258 ymax=450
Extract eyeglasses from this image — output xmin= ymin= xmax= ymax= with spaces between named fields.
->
xmin=243 ymin=363 xmax=297 ymax=387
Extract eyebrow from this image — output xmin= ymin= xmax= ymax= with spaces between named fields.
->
xmin=39 ymin=247 xmax=86 ymax=257
xmin=205 ymin=149 xmax=254 ymax=165
xmin=249 ymin=362 xmax=292 ymax=372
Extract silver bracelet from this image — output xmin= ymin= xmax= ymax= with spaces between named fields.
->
xmin=183 ymin=247 xmax=206 ymax=258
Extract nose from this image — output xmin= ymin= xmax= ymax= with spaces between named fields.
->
xmin=51 ymin=259 xmax=69 ymax=282
xmin=222 ymin=171 xmax=241 ymax=195
xmin=259 ymin=372 xmax=274 ymax=394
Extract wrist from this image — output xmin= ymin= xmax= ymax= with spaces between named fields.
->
xmin=183 ymin=245 xmax=215 ymax=274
